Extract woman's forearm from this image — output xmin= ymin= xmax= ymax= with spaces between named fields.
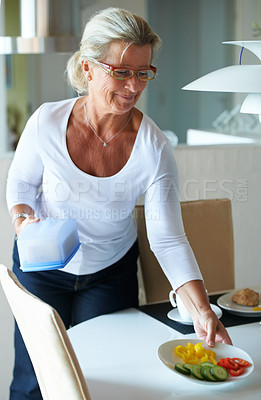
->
xmin=177 ymin=279 xmax=232 ymax=346
xmin=176 ymin=279 xmax=210 ymax=318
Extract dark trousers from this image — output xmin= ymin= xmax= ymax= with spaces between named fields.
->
xmin=10 ymin=239 xmax=139 ymax=399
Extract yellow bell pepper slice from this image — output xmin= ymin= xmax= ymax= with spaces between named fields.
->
xmin=209 ymin=356 xmax=217 ymax=365
xmin=201 ymin=354 xmax=209 ymax=363
xmin=194 ymin=342 xmax=205 ymax=357
xmin=185 ymin=357 xmax=199 ymax=364
xmin=174 ymin=342 xmax=217 ymax=365
xmin=174 ymin=346 xmax=187 ymax=358
xmin=206 ymin=349 xmax=216 ymax=357
xmin=186 ymin=343 xmax=194 ymax=350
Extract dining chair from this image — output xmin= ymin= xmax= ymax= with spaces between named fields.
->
xmin=0 ymin=264 xmax=91 ymax=400
xmin=135 ymin=198 xmax=235 ymax=304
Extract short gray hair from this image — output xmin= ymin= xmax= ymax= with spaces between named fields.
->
xmin=66 ymin=7 xmax=162 ymax=94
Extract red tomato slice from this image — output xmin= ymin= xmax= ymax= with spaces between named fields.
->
xmin=230 ymin=367 xmax=245 ymax=377
xmin=223 ymin=358 xmax=240 ymax=370
xmin=232 ymin=358 xmax=250 ymax=368
xmin=218 ymin=359 xmax=229 ymax=370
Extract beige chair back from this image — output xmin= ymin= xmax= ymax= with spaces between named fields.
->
xmin=135 ymin=199 xmax=235 ymax=304
xmin=0 ymin=264 xmax=91 ymax=400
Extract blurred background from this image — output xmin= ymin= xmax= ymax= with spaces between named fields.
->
xmin=1 ymin=0 xmax=261 ymax=153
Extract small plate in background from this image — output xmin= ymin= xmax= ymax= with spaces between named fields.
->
xmin=217 ymin=288 xmax=261 ymax=317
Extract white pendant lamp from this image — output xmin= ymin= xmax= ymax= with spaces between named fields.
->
xmin=241 ymin=94 xmax=261 ymax=122
xmin=182 ymin=41 xmax=261 ymax=121
xmin=224 ymin=40 xmax=261 ymax=61
xmin=182 ymin=65 xmax=261 ymax=93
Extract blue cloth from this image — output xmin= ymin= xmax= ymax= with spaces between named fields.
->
xmin=9 ymin=239 xmax=139 ymax=400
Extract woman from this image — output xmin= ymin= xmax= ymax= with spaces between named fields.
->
xmin=6 ymin=7 xmax=231 ymax=400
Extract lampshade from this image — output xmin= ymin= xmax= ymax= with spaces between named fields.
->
xmin=182 ymin=40 xmax=261 ymax=121
xmin=240 ymin=94 xmax=261 ymax=122
xmin=182 ymin=65 xmax=261 ymax=93
xmin=223 ymin=41 xmax=261 ymax=61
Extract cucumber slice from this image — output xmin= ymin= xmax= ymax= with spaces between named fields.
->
xmin=210 ymin=365 xmax=228 ymax=381
xmin=200 ymin=362 xmax=215 ymax=367
xmin=175 ymin=363 xmax=191 ymax=375
xmin=191 ymin=364 xmax=204 ymax=380
xmin=201 ymin=366 xmax=218 ymax=382
xmin=183 ymin=363 xmax=194 ymax=372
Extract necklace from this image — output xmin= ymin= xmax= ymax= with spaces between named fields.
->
xmin=84 ymin=103 xmax=133 ymax=147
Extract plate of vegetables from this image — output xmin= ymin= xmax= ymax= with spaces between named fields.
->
xmin=158 ymin=339 xmax=254 ymax=385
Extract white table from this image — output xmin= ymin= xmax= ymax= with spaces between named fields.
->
xmin=68 ymin=308 xmax=261 ymax=400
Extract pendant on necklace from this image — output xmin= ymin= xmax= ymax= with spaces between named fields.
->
xmin=103 ymin=142 xmax=107 ymax=147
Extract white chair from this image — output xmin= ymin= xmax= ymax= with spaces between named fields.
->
xmin=135 ymin=198 xmax=235 ymax=304
xmin=0 ymin=264 xmax=91 ymax=400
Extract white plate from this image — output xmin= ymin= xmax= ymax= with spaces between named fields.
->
xmin=217 ymin=288 xmax=261 ymax=317
xmin=167 ymin=304 xmax=222 ymax=325
xmin=158 ymin=339 xmax=254 ymax=385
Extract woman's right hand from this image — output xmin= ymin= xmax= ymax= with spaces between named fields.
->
xmin=14 ymin=215 xmax=40 ymax=238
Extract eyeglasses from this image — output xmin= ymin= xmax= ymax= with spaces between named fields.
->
xmin=92 ymin=60 xmax=157 ymax=81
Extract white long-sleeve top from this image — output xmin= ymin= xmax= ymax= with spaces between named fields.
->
xmin=6 ymin=98 xmax=202 ymax=290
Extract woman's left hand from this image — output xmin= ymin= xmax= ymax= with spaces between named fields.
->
xmin=177 ymin=280 xmax=232 ymax=348
xmin=193 ymin=308 xmax=232 ymax=347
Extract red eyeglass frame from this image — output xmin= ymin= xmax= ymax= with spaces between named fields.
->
xmin=94 ymin=60 xmax=157 ymax=81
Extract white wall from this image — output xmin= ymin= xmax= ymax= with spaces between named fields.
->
xmin=174 ymin=144 xmax=261 ymax=289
